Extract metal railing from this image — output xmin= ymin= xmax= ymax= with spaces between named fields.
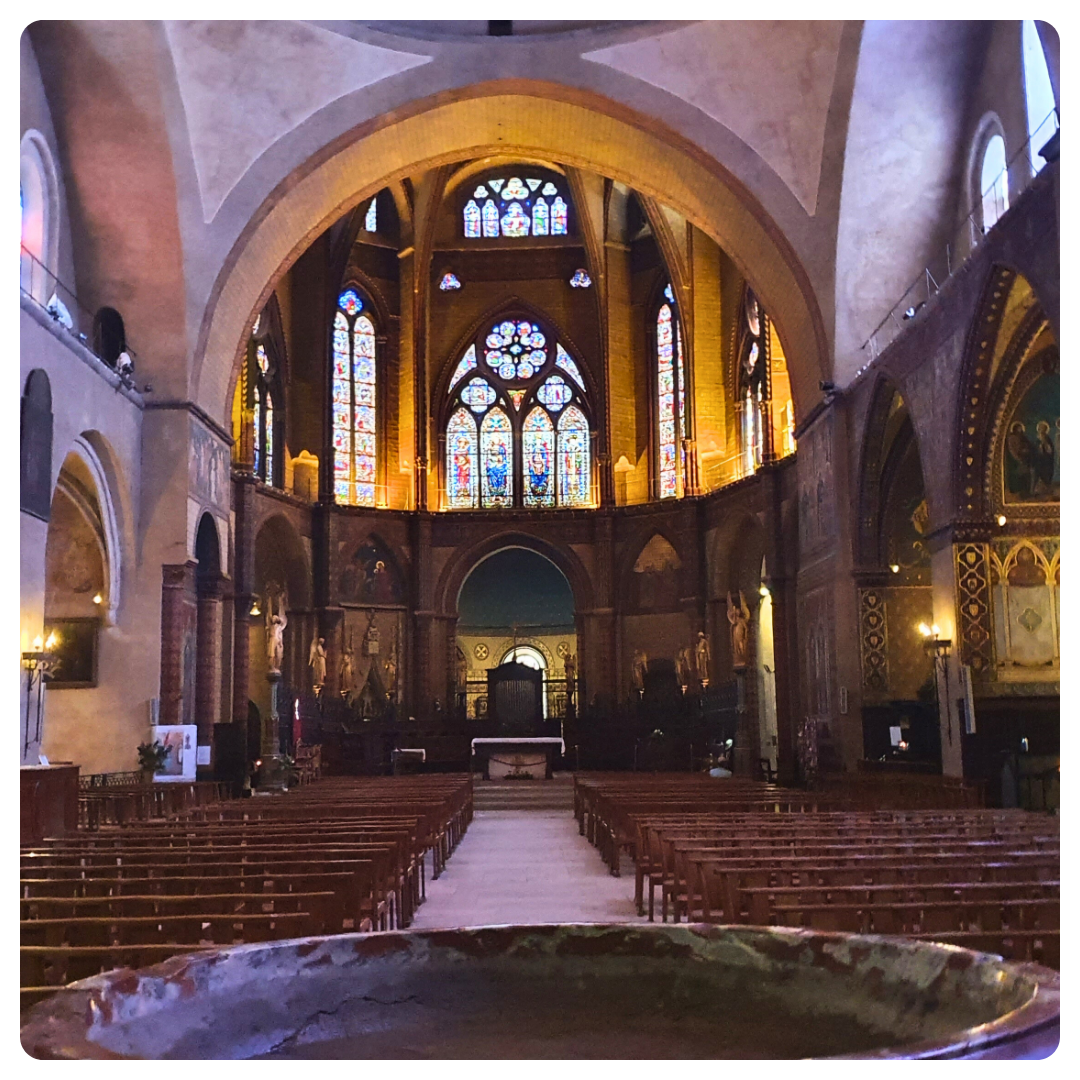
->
xmin=20 ymin=245 xmax=140 ymax=384
xmin=858 ymin=109 xmax=1058 ymax=368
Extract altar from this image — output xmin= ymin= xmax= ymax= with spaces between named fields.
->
xmin=470 ymin=737 xmax=565 ymax=781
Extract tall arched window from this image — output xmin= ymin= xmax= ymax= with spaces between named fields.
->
xmin=980 ymin=133 xmax=1009 ymax=232
xmin=332 ymin=288 xmax=377 ymax=507
xmin=738 ymin=288 xmax=767 ymax=477
xmin=444 ymin=316 xmax=592 ymax=509
xmin=463 ymin=174 xmax=571 ymax=239
xmin=1022 ymin=20 xmax=1057 ymax=176
xmin=20 ymin=131 xmax=57 ymax=304
xmin=246 ymin=316 xmax=283 ymax=488
xmin=656 ymin=284 xmax=686 ymax=499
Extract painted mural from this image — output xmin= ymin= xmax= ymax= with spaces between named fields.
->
xmin=631 ymin=534 xmax=681 ymax=612
xmin=990 ymin=539 xmax=1059 ymax=676
xmin=1003 ymin=367 xmax=1059 ymax=504
xmin=883 ymin=439 xmax=931 ymax=585
xmin=339 ymin=540 xmax=403 ymax=605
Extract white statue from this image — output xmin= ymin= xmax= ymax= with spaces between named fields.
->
xmin=727 ymin=591 xmax=751 ymax=670
xmin=695 ymin=631 xmax=712 ymax=684
xmin=339 ymin=633 xmax=354 ymax=695
xmin=265 ymin=591 xmax=287 ymax=673
xmin=309 ymin=636 xmax=327 ymax=690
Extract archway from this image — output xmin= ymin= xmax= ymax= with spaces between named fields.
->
xmin=455 ymin=547 xmax=576 ymax=727
xmin=198 ymin=87 xmax=829 ymax=435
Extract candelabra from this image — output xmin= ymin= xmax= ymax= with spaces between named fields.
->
xmin=918 ymin=623 xmax=954 ymax=745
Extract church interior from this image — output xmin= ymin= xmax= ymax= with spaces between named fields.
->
xmin=20 ymin=20 xmax=1060 ymax=1058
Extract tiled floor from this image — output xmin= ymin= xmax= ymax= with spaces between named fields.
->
xmin=410 ymin=810 xmax=646 ymax=928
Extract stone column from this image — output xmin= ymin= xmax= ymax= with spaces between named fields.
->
xmin=195 ymin=572 xmax=225 ymax=764
xmin=231 ymin=474 xmax=256 ymax=726
xmin=159 ymin=562 xmax=198 ymax=727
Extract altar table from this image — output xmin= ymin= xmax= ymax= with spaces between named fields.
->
xmin=470 ymin=737 xmax=566 ymax=780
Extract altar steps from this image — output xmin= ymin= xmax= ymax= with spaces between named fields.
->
xmin=472 ymin=776 xmax=575 ymax=812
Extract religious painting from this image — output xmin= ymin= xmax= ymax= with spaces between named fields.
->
xmin=631 ymin=534 xmax=681 ymax=612
xmin=991 ymin=540 xmax=1058 ymax=673
xmin=339 ymin=539 xmax=403 ymax=605
xmin=1002 ymin=364 xmax=1059 ymax=504
xmin=151 ymin=724 xmax=197 ymax=781
xmin=882 ymin=438 xmax=931 ymax=585
xmin=43 ymin=617 xmax=99 ymax=689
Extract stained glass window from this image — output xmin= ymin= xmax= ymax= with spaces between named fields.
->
xmin=461 ymin=377 xmax=497 ymax=412
xmin=364 ymin=196 xmax=377 ymax=233
xmin=252 ymin=384 xmax=261 ymax=477
xmin=501 ymin=202 xmax=530 ymax=237
xmin=523 ymin=408 xmax=555 ymax=507
xmin=464 ymin=200 xmax=481 ymax=238
xmin=551 ymin=197 xmax=568 ymax=235
xmin=558 ymin=406 xmax=590 ymax=506
xmin=448 ymin=344 xmax=477 ymax=392
xmin=265 ymin=390 xmax=274 ymax=484
xmin=485 ymin=320 xmax=546 ymax=380
xmin=569 ymin=268 xmax=591 ymax=288
xmin=657 ymin=302 xmax=678 ymax=499
xmin=556 ymin=344 xmax=585 ymax=389
xmin=532 ymin=198 xmax=549 ymax=236
xmin=250 ymin=339 xmax=279 ymax=487
xmin=537 ymin=375 xmax=572 ymax=411
xmin=447 ymin=408 xmax=478 ymax=508
xmin=332 ymin=290 xmax=377 ymax=507
xmin=445 ymin=317 xmax=591 ymax=509
xmin=464 ymin=174 xmax=571 ymax=238
xmin=481 ymin=409 xmax=513 ymax=508
xmin=439 ymin=272 xmax=462 ymax=291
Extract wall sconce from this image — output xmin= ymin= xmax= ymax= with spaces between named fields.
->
xmin=918 ymin=622 xmax=954 ymax=745
xmin=759 ymin=584 xmax=770 ymax=598
xmin=889 ymin=564 xmax=900 ymax=574
xmin=92 ymin=593 xmax=103 ymax=605
xmin=997 ymin=514 xmax=1007 ymax=527
xmin=250 ymin=598 xmax=262 ymax=617
xmin=22 ymin=632 xmax=59 ymax=757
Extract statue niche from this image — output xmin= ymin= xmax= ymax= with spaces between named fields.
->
xmin=631 ymin=535 xmax=682 ymax=612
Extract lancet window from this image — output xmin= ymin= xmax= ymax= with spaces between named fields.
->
xmin=241 ymin=313 xmax=283 ymax=488
xmin=444 ymin=315 xmax=592 ymax=509
xmin=332 ymin=288 xmax=377 ymax=507
xmin=656 ymin=284 xmax=686 ymax=499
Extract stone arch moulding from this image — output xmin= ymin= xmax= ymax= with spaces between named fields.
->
xmin=64 ymin=434 xmax=126 ymax=627
xmin=254 ymin=512 xmax=313 ymax=611
xmin=436 ymin=531 xmax=593 ymax=619
xmin=197 ymin=84 xmax=829 ymax=436
xmin=955 ymin=265 xmax=1051 ymax=522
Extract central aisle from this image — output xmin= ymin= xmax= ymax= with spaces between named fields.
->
xmin=410 ymin=810 xmax=647 ymax=928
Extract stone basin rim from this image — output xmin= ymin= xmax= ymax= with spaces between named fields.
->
xmin=21 ymin=923 xmax=1061 ymax=1061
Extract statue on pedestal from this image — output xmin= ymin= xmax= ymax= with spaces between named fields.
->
xmin=727 ymin=591 xmax=751 ymax=670
xmin=695 ymin=631 xmax=712 ymax=686
xmin=631 ymin=649 xmax=648 ymax=693
xmin=339 ymin=632 xmax=354 ymax=696
xmin=264 ymin=589 xmax=287 ymax=674
xmin=308 ymin=636 xmax=327 ymax=691
xmin=676 ymin=646 xmax=693 ymax=692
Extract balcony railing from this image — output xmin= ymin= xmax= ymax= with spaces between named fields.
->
xmin=20 ymin=245 xmax=140 ymax=384
xmin=858 ymin=109 xmax=1058 ymax=368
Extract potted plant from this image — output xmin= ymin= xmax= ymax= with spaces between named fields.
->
xmin=137 ymin=740 xmax=169 ymax=783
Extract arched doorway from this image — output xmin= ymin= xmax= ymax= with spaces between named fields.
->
xmin=455 ymin=547 xmax=576 ymax=729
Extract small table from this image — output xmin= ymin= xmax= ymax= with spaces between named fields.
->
xmin=470 ymin=737 xmax=566 ymax=780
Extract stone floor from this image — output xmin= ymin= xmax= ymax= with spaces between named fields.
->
xmin=410 ymin=810 xmax=645 ymax=928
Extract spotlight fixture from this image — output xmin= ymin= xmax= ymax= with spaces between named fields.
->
xmin=889 ymin=564 xmax=900 ymax=574
xmin=250 ymin=599 xmax=262 ymax=616
xmin=92 ymin=593 xmax=103 ymax=605
xmin=997 ymin=514 xmax=1007 ymax=527
xmin=759 ymin=584 xmax=770 ymax=597
xmin=903 ymin=302 xmax=926 ymax=320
